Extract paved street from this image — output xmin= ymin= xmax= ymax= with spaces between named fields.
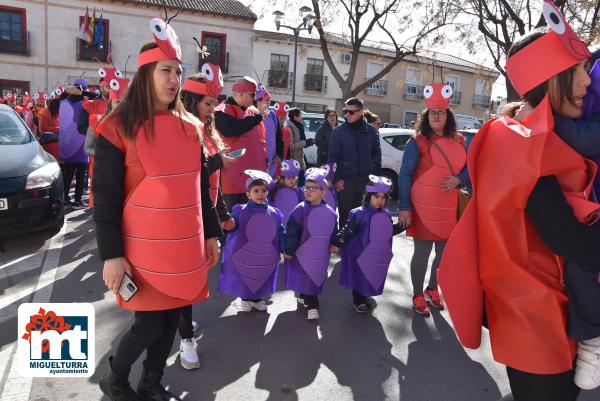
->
xmin=0 ymin=205 xmax=599 ymax=401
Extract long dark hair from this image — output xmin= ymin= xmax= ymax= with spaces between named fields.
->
xmin=110 ymin=42 xmax=188 ymax=140
xmin=47 ymin=98 xmax=60 ymax=116
xmin=180 ymin=74 xmax=224 ymax=150
xmin=416 ymin=108 xmax=458 ymax=140
xmin=508 ymin=27 xmax=578 ymax=112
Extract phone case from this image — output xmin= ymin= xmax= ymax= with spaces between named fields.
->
xmin=118 ymin=273 xmax=138 ymax=302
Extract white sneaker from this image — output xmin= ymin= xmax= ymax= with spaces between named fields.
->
xmin=239 ymin=300 xmax=252 ymax=312
xmin=307 ymin=309 xmax=319 ymax=320
xmin=179 ymin=338 xmax=200 ymax=370
xmin=575 ymin=337 xmax=600 ymax=390
xmin=249 ymin=300 xmax=268 ymax=311
xmin=192 ymin=320 xmax=200 ymax=334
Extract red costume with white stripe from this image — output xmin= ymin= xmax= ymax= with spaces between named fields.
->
xmin=97 ymin=111 xmax=209 ymax=311
xmin=217 ymin=102 xmax=266 ymax=194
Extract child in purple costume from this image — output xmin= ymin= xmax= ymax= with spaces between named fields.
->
xmin=219 ymin=170 xmax=285 ymax=312
xmin=268 ymin=159 xmax=304 ymax=227
xmin=283 ymin=168 xmax=340 ymax=320
xmin=337 ymin=175 xmax=404 ymax=313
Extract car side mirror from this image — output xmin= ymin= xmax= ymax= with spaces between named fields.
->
xmin=39 ymin=132 xmax=59 ymax=145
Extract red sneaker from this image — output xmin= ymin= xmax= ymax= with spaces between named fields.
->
xmin=424 ymin=287 xmax=445 ymax=309
xmin=412 ymin=294 xmax=431 ymax=317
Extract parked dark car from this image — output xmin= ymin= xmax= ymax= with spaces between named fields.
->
xmin=0 ymin=104 xmax=64 ymax=236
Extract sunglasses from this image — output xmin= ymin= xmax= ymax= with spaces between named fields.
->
xmin=430 ymin=110 xmax=447 ymax=117
xmin=247 ymin=92 xmax=256 ymax=97
xmin=342 ymin=108 xmax=361 ymax=115
xmin=304 ymin=185 xmax=322 ymax=192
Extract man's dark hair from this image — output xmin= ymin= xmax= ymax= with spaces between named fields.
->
xmin=288 ymin=107 xmax=301 ymax=120
xmin=247 ymin=179 xmax=269 ymax=191
xmin=344 ymin=97 xmax=364 ymax=109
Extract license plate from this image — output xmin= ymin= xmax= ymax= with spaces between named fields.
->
xmin=0 ymin=198 xmax=7 ymax=210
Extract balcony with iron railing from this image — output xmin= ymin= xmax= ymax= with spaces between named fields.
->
xmin=365 ymin=79 xmax=388 ymax=96
xmin=473 ymin=94 xmax=490 ymax=109
xmin=267 ymin=70 xmax=294 ymax=90
xmin=303 ymin=74 xmax=327 ymax=92
xmin=404 ymin=84 xmax=424 ymax=100
xmin=0 ymin=31 xmax=30 ymax=56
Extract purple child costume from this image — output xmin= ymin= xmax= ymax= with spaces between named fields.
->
xmin=339 ymin=175 xmax=396 ymax=296
xmin=219 ymin=170 xmax=282 ymax=299
xmin=256 ymin=83 xmax=279 ymax=178
xmin=285 ymin=168 xmax=338 ymax=295
xmin=270 ymin=159 xmax=304 ymax=227
xmin=59 ymin=78 xmax=89 ymax=163
xmin=322 ymin=163 xmax=338 ymax=210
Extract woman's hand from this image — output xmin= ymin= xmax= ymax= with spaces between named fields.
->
xmin=329 ymin=245 xmax=340 ymax=254
xmin=217 ymin=147 xmax=234 ymax=167
xmin=398 ymin=210 xmax=412 ymax=228
xmin=205 ymin=238 xmax=219 ymax=269
xmin=103 ymin=257 xmax=133 ymax=295
xmin=515 ymin=102 xmax=533 ymax=122
xmin=440 ymin=176 xmax=461 ymax=192
xmin=283 ymin=252 xmax=293 ymax=261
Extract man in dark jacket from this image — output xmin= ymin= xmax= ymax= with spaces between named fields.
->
xmin=328 ymin=97 xmax=381 ymax=226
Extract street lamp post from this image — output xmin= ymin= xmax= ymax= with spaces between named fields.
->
xmin=273 ymin=7 xmax=315 ymax=107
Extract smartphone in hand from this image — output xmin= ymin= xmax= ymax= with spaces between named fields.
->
xmin=118 ymin=273 xmax=138 ymax=302
xmin=225 ymin=148 xmax=246 ymax=158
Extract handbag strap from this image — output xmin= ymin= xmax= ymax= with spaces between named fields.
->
xmin=430 ymin=139 xmax=457 ymax=176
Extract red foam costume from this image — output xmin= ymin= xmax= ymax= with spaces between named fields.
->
xmin=438 ymin=96 xmax=599 ymax=374
xmin=217 ymin=102 xmax=266 ymax=194
xmin=97 ymin=111 xmax=209 ymax=311
xmin=408 ymin=135 xmax=466 ymax=240
xmin=438 ymin=0 xmax=595 ymax=375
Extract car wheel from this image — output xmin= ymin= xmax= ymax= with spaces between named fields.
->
xmin=380 ymin=169 xmax=398 ymax=199
xmin=48 ymin=214 xmax=64 ymax=232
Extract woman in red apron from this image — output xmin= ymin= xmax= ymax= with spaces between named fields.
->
xmin=439 ymin=2 xmax=600 ymax=399
xmin=94 ymin=15 xmax=221 ymax=401
xmin=177 ymin=61 xmax=235 ymax=370
xmin=398 ymin=82 xmax=468 ymax=317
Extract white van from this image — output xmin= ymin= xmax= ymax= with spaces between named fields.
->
xmin=454 ymin=114 xmax=482 ymax=129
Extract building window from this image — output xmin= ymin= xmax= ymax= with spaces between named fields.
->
xmin=200 ymin=32 xmax=227 ymax=73
xmin=0 ymin=6 xmax=27 ymax=55
xmin=445 ymin=74 xmax=461 ymax=105
xmin=77 ymin=16 xmax=109 ymax=61
xmin=0 ymin=79 xmax=30 ymax=97
xmin=404 ymin=111 xmax=418 ymax=128
xmin=304 ymin=58 xmax=326 ymax=92
xmin=473 ymin=79 xmax=490 ymax=108
xmin=365 ymin=61 xmax=387 ymax=95
xmin=268 ymin=54 xmax=291 ymax=89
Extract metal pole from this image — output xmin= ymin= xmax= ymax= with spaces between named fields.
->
xmin=292 ymin=29 xmax=299 ymax=107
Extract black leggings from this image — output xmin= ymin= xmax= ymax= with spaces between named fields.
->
xmin=506 ymin=365 xmax=580 ymax=401
xmin=112 ymin=308 xmax=183 ymax=378
xmin=178 ymin=305 xmax=193 ymax=340
xmin=62 ymin=162 xmax=88 ymax=202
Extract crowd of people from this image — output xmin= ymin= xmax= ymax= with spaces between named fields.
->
xmin=2 ymin=2 xmax=600 ymax=400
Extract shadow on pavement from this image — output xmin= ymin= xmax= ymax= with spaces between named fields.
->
xmin=400 ymin=310 xmax=502 ymax=400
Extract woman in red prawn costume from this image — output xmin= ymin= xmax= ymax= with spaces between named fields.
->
xmin=397 ymin=78 xmax=469 ymax=318
xmin=94 ymin=10 xmax=221 ymax=401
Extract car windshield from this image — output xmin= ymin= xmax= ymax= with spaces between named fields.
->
xmin=0 ymin=109 xmax=33 ymax=145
